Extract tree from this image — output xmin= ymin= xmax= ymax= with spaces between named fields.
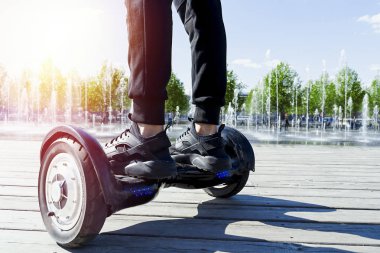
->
xmin=0 ymin=65 xmax=8 ymax=110
xmin=81 ymin=78 xmax=103 ymax=113
xmin=225 ymin=69 xmax=245 ymax=112
xmin=245 ymin=86 xmax=263 ymax=116
xmin=309 ymin=72 xmax=333 ymax=117
xmin=245 ymin=89 xmax=254 ymax=114
xmin=335 ymin=66 xmax=365 ymax=116
xmin=369 ymin=75 xmax=380 ymax=113
xmin=324 ymin=78 xmax=337 ymax=116
xmin=264 ymin=62 xmax=299 ymax=116
xmin=309 ymin=79 xmax=322 ymax=116
xmin=165 ymin=73 xmax=189 ymax=114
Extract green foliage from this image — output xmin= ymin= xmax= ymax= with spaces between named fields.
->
xmin=335 ymin=66 xmax=365 ymax=115
xmin=245 ymin=86 xmax=264 ymax=115
xmin=245 ymin=89 xmax=254 ymax=114
xmin=165 ymin=73 xmax=189 ymax=114
xmin=80 ymin=62 xmax=129 ymax=114
xmin=309 ymin=72 xmax=334 ymax=116
xmin=225 ymin=69 xmax=245 ymax=112
xmin=324 ymin=78 xmax=337 ymax=116
xmin=81 ymin=78 xmax=103 ymax=113
xmin=368 ymin=76 xmax=380 ymax=112
xmin=38 ymin=59 xmax=55 ymax=110
xmin=264 ymin=62 xmax=299 ymax=115
xmin=37 ymin=59 xmax=68 ymax=113
xmin=2 ymin=59 xmax=374 ymax=121
xmin=0 ymin=65 xmax=7 ymax=107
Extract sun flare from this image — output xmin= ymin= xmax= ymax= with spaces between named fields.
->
xmin=0 ymin=0 xmax=106 ymax=76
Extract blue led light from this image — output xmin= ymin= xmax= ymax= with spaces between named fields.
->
xmin=216 ymin=170 xmax=231 ymax=179
xmin=131 ymin=186 xmax=155 ymax=197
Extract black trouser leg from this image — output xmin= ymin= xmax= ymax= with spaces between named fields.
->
xmin=126 ymin=0 xmax=227 ymax=125
xmin=175 ymin=0 xmax=227 ymax=125
xmin=125 ymin=0 xmax=173 ymax=125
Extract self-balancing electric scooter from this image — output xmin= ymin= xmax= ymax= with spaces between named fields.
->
xmin=38 ymin=125 xmax=255 ymax=247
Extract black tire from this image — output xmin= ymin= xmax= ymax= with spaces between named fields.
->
xmin=38 ymin=136 xmax=107 ymax=248
xmin=203 ymin=127 xmax=254 ymax=198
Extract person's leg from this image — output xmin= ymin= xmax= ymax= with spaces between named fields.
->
xmin=104 ymin=0 xmax=176 ymax=179
xmin=175 ymin=0 xmax=227 ymax=135
xmin=171 ymin=0 xmax=231 ymax=172
xmin=127 ymin=0 xmax=172 ymax=136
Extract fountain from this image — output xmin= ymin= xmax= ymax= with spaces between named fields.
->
xmin=232 ymin=88 xmax=239 ymax=128
xmin=362 ymin=94 xmax=369 ymax=133
xmin=347 ymin=97 xmax=353 ymax=129
xmin=321 ymin=60 xmax=327 ymax=130
xmin=51 ymin=89 xmax=57 ymax=125
xmin=275 ymin=68 xmax=280 ymax=130
xmin=261 ymin=79 xmax=265 ymax=127
xmin=84 ymin=80 xmax=89 ymax=127
xmin=266 ymin=94 xmax=270 ymax=130
xmin=254 ymin=89 xmax=259 ymax=130
xmin=108 ymin=67 xmax=114 ymax=125
xmin=374 ymin=105 xmax=379 ymax=131
xmin=314 ymin=109 xmax=319 ymax=128
xmin=305 ymin=67 xmax=311 ymax=131
xmin=18 ymin=87 xmax=29 ymax=122
xmin=119 ymin=76 xmax=127 ymax=126
xmin=174 ymin=106 xmax=180 ymax=126
xmin=333 ymin=104 xmax=338 ymax=130
xmin=338 ymin=50 xmax=349 ymax=132
xmin=338 ymin=106 xmax=343 ymax=129
xmin=5 ymin=78 xmax=10 ymax=124
xmin=64 ymin=79 xmax=72 ymax=124
xmin=226 ymin=102 xmax=234 ymax=126
xmin=31 ymin=78 xmax=41 ymax=124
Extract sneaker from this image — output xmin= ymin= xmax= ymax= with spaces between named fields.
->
xmin=171 ymin=123 xmax=232 ymax=172
xmin=104 ymin=121 xmax=177 ymax=180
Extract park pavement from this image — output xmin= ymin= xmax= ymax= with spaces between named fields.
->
xmin=0 ymin=138 xmax=380 ymax=252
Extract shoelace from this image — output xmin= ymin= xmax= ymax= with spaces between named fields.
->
xmin=106 ymin=129 xmax=130 ymax=147
xmin=177 ymin=127 xmax=191 ymax=142
xmin=176 ymin=117 xmax=193 ymax=142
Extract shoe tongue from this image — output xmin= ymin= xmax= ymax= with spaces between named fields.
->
xmin=130 ymin=121 xmax=145 ymax=142
xmin=191 ymin=123 xmax=220 ymax=141
xmin=130 ymin=121 xmax=167 ymax=142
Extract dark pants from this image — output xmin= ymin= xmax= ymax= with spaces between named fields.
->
xmin=126 ymin=0 xmax=227 ymax=125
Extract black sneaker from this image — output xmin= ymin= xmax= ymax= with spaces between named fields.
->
xmin=104 ymin=121 xmax=177 ymax=180
xmin=171 ymin=123 xmax=232 ymax=172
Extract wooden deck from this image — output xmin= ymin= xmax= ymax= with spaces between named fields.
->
xmin=0 ymin=140 xmax=380 ymax=252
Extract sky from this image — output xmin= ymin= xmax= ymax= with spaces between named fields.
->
xmin=0 ymin=0 xmax=379 ymax=94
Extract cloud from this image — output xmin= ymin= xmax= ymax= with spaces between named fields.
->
xmin=231 ymin=49 xmax=281 ymax=70
xmin=370 ymin=64 xmax=380 ymax=71
xmin=264 ymin=49 xmax=280 ymax=68
xmin=357 ymin=13 xmax=380 ymax=33
xmin=232 ymin=59 xmax=261 ymax=69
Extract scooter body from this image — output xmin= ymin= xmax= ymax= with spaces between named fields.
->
xmin=38 ymin=125 xmax=255 ymax=248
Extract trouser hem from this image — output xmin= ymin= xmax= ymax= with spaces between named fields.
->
xmin=131 ymin=99 xmax=165 ymax=125
xmin=193 ymin=104 xmax=221 ymax=125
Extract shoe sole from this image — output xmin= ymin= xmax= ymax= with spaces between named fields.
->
xmin=124 ymin=160 xmax=177 ymax=180
xmin=172 ymin=153 xmax=232 ymax=172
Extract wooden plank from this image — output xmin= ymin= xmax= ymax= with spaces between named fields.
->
xmin=4 ymin=169 xmax=380 ymax=180
xmin=1 ymin=230 xmax=379 ymax=253
xmin=4 ymin=168 xmax=380 ymax=179
xmin=3 ymin=174 xmax=380 ymax=188
xmin=1 ymin=210 xmax=380 ymax=247
xmin=2 ymin=184 xmax=380 ymax=201
xmin=1 ymin=191 xmax=380 ymax=211
xmin=2 ymin=198 xmax=380 ymax=225
xmin=1 ymin=140 xmax=380 ymax=252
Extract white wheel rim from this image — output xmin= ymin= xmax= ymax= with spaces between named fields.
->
xmin=45 ymin=153 xmax=84 ymax=231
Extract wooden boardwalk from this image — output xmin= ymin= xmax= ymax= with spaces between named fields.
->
xmin=0 ymin=139 xmax=380 ymax=252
